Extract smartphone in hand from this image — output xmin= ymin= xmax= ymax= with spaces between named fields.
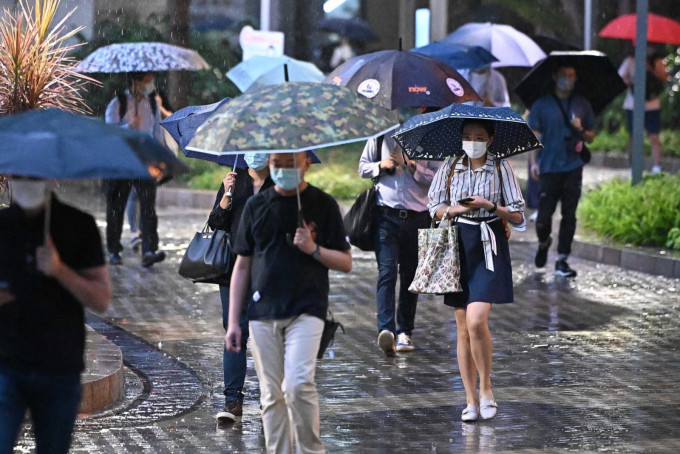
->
xmin=457 ymin=197 xmax=474 ymax=204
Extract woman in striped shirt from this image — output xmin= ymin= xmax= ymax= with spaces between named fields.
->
xmin=427 ymin=118 xmax=525 ymax=422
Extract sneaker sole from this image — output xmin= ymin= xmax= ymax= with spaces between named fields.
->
xmin=554 ymin=270 xmax=577 ymax=278
xmin=395 ymin=344 xmax=414 ymax=352
xmin=216 ymin=411 xmax=241 ymax=423
xmin=377 ymin=331 xmax=395 ymax=356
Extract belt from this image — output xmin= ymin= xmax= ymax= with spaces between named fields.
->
xmin=376 ymin=206 xmax=429 ymax=219
xmin=455 ymin=217 xmax=501 ymax=272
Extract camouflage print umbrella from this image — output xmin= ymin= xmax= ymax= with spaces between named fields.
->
xmin=75 ymin=42 xmax=209 ymax=73
xmin=186 ymin=82 xmax=399 ymax=155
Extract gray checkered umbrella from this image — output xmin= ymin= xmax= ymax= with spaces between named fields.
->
xmin=75 ymin=42 xmax=209 ymax=73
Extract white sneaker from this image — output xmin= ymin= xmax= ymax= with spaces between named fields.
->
xmin=396 ymin=333 xmax=415 ymax=352
xmin=461 ymin=404 xmax=479 ymax=422
xmin=377 ymin=330 xmax=395 ymax=356
xmin=528 ymin=211 xmax=538 ymax=222
xmin=480 ymin=397 xmax=497 ymax=420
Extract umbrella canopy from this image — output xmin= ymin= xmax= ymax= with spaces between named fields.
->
xmin=393 ymin=104 xmax=542 ymax=161
xmin=324 ymin=50 xmax=481 ymax=110
xmin=0 ymin=108 xmax=188 ymax=179
xmin=411 ymin=42 xmax=498 ymax=71
xmin=226 ymin=56 xmax=324 ymax=93
xmin=443 ymin=22 xmax=546 ymax=68
xmin=599 ymin=12 xmax=680 ymax=45
xmin=75 ymin=42 xmax=210 ymax=73
xmin=186 ymin=82 xmax=399 ymax=155
xmin=515 ymin=50 xmax=627 ymax=115
xmin=160 ymin=99 xmax=321 ymax=167
xmin=317 ymin=17 xmax=377 ymax=42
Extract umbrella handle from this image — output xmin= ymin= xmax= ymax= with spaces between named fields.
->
xmin=225 ymin=185 xmax=233 ymax=198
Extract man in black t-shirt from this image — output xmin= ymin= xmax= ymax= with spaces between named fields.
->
xmin=0 ymin=176 xmax=111 ymax=454
xmin=225 ymin=151 xmax=351 ymax=454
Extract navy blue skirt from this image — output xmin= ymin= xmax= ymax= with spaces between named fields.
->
xmin=444 ymin=218 xmax=514 ymax=307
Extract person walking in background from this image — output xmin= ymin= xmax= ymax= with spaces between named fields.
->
xmin=104 ymin=71 xmax=167 ymax=267
xmin=428 ymin=118 xmax=525 ymax=422
xmin=465 ymin=66 xmax=511 ymax=108
xmin=209 ymin=153 xmax=273 ymax=424
xmin=0 ymin=176 xmax=111 ymax=453
xmin=226 ymin=151 xmax=351 ymax=453
xmin=529 ymin=62 xmax=596 ymax=278
xmin=619 ymin=51 xmax=669 ymax=174
xmin=359 ymin=113 xmax=440 ymax=356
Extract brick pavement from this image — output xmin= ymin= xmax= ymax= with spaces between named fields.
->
xmin=12 ymin=179 xmax=680 ymax=453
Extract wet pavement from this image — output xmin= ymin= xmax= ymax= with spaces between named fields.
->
xmin=13 ymin=172 xmax=680 ymax=453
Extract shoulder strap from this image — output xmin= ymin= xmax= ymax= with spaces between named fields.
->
xmin=375 ymin=135 xmax=384 ymax=163
xmin=117 ymin=92 xmax=127 ymax=119
xmin=495 ymin=160 xmax=506 ymax=207
xmin=148 ymin=93 xmax=158 ymax=116
xmin=552 ymin=94 xmax=573 ymax=130
xmin=445 ymin=154 xmax=464 ymax=205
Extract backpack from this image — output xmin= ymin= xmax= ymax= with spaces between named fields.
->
xmin=116 ymin=91 xmax=158 ymax=119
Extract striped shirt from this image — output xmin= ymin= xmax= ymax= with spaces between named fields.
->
xmin=428 ymin=155 xmax=526 ymax=231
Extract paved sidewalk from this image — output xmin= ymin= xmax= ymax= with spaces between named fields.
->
xmin=13 ymin=176 xmax=680 ymax=453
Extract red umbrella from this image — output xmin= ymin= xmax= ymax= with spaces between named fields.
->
xmin=599 ymin=12 xmax=680 ymax=45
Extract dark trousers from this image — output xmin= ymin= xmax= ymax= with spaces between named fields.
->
xmin=106 ymin=179 xmax=158 ymax=254
xmin=219 ymin=285 xmax=249 ymax=403
xmin=0 ymin=365 xmax=81 ymax=454
xmin=535 ymin=167 xmax=583 ymax=257
xmin=374 ymin=209 xmax=430 ymax=336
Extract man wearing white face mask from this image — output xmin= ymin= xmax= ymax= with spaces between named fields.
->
xmin=359 ymin=107 xmax=441 ymax=356
xmin=226 ymin=151 xmax=352 ymax=453
xmin=0 ymin=176 xmax=111 ymax=453
xmin=104 ymin=71 xmax=167 ymax=267
xmin=528 ymin=63 xmax=596 ymax=278
xmin=207 ymin=153 xmax=274 ymax=424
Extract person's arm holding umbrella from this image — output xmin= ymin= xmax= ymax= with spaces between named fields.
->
xmin=358 ymin=135 xmax=397 ymax=178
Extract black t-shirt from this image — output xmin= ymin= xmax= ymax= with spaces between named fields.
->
xmin=0 ymin=196 xmax=105 ymax=373
xmin=233 ymin=185 xmax=350 ymax=321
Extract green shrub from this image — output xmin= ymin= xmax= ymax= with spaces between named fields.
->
xmin=578 ymin=173 xmax=680 ymax=247
xmin=589 ymin=126 xmax=629 ymax=153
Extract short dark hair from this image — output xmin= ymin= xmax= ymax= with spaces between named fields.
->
xmin=551 ymin=58 xmax=576 ymax=76
xmin=128 ymin=72 xmax=153 ymax=87
xmin=648 ymin=52 xmax=665 ymax=66
xmin=461 ymin=118 xmax=494 ymax=137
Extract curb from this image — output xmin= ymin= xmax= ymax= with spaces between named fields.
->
xmin=158 ymin=187 xmax=680 ymax=279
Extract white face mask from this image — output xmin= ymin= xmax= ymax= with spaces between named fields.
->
xmin=461 ymin=140 xmax=488 ymax=159
xmin=244 ymin=153 xmax=269 ymax=171
xmin=11 ymin=179 xmax=48 ymax=210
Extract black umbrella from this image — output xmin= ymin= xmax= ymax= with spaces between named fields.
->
xmin=393 ymin=104 xmax=542 ymax=161
xmin=318 ymin=17 xmax=377 ymax=42
xmin=324 ymin=49 xmax=481 ymax=110
xmin=515 ymin=50 xmax=627 ymax=115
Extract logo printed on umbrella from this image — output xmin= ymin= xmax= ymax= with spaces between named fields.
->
xmin=446 ymin=78 xmax=465 ymax=97
xmin=357 ymin=79 xmax=380 ymax=98
xmin=408 ymin=85 xmax=430 ymax=95
xmin=331 ymin=76 xmax=343 ymax=85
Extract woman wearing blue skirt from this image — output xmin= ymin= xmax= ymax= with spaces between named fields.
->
xmin=428 ymin=118 xmax=525 ymax=422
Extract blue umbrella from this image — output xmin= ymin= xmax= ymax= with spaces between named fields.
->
xmin=392 ymin=104 xmax=542 ymax=160
xmin=0 ymin=108 xmax=188 ymax=179
xmin=226 ymin=56 xmax=324 ymax=93
xmin=160 ymin=99 xmax=321 ymax=168
xmin=411 ymin=42 xmax=498 ymax=71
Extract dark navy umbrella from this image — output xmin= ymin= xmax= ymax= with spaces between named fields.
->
xmin=0 ymin=108 xmax=188 ymax=179
xmin=515 ymin=50 xmax=626 ymax=115
xmin=161 ymin=99 xmax=321 ymax=168
xmin=392 ymin=104 xmax=542 ymax=160
xmin=411 ymin=42 xmax=498 ymax=71
xmin=324 ymin=49 xmax=481 ymax=110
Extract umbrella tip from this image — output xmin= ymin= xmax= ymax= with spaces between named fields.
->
xmin=399 ymin=37 xmax=402 ymax=51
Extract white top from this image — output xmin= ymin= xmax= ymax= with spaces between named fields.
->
xmin=618 ymin=56 xmax=661 ymax=111
xmin=428 ymin=155 xmax=526 ymax=231
xmin=464 ymin=68 xmax=511 ymax=108
xmin=105 ymin=91 xmax=167 ymax=145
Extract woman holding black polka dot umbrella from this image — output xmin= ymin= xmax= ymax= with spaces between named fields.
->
xmin=393 ymin=104 xmax=542 ymax=422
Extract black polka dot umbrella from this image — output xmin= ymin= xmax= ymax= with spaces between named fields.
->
xmin=392 ymin=104 xmax=542 ymax=160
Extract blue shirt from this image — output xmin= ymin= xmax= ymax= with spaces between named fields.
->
xmin=528 ymin=94 xmax=595 ymax=174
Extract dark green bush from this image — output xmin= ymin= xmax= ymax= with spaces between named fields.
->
xmin=578 ymin=173 xmax=680 ymax=248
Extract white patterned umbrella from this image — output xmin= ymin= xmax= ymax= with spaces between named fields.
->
xmin=75 ymin=42 xmax=210 ymax=73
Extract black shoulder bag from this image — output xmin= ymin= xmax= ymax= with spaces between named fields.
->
xmin=343 ymin=135 xmax=384 ymax=251
xmin=178 ymin=217 xmax=234 ymax=284
xmin=553 ymin=95 xmax=591 ymax=164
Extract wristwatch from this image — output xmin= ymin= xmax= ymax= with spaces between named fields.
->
xmin=311 ymin=244 xmax=321 ymax=260
xmin=488 ymin=202 xmax=498 ymax=214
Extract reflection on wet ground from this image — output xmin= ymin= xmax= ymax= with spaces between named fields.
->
xmin=14 ymin=183 xmax=680 ymax=453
